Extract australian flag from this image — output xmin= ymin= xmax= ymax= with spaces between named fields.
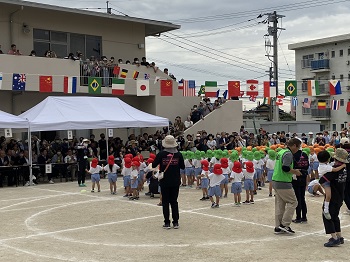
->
xmin=12 ymin=73 xmax=26 ymax=91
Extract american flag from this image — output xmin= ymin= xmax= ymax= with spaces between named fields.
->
xmin=302 ymin=97 xmax=311 ymax=108
xmin=183 ymin=80 xmax=196 ymax=97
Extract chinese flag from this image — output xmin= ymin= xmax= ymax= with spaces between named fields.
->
xmin=160 ymin=80 xmax=173 ymax=96
xmin=113 ymin=66 xmax=120 ymax=76
xmin=228 ymin=81 xmax=240 ymax=97
xmin=39 ymin=75 xmax=53 ymax=92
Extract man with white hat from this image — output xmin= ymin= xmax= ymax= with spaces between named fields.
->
xmin=152 ymin=135 xmax=185 ymax=229
xmin=307 ymin=132 xmax=314 ymax=146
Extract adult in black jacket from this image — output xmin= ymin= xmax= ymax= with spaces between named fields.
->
xmin=152 ymin=135 xmax=185 ymax=229
xmin=320 ymin=148 xmax=348 ymax=247
xmin=292 ymin=150 xmax=309 ymax=223
xmin=339 ymin=142 xmax=350 ymax=214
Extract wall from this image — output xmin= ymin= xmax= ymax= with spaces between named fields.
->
xmin=260 ymin=121 xmax=321 ymax=135
xmin=183 ymin=101 xmax=243 ymax=136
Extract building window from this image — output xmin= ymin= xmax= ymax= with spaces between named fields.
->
xmin=33 ymin=28 xmax=102 ymax=59
xmin=341 ymin=124 xmax=345 ymax=129
xmin=340 ymin=74 xmax=344 ymax=80
xmin=331 ymin=50 xmax=335 ymax=58
xmin=340 ymin=99 xmax=344 ymax=106
xmin=302 ymin=54 xmax=314 ymax=68
xmin=332 ymin=124 xmax=337 ymax=131
xmin=301 ymin=81 xmax=308 ymax=92
xmin=340 ymin=50 xmax=344 ymax=57
xmin=331 ymin=75 xmax=335 ymax=80
xmin=302 ymin=107 xmax=311 ymax=115
xmin=348 ymin=48 xmax=350 ymax=56
xmin=348 ymin=73 xmax=350 ymax=80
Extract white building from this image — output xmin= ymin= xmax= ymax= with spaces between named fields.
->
xmin=288 ymin=34 xmax=350 ymax=131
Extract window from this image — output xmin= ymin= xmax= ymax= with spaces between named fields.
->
xmin=348 ymin=73 xmax=350 ymax=80
xmin=348 ymin=48 xmax=350 ymax=56
xmin=341 ymin=124 xmax=345 ymax=129
xmin=332 ymin=124 xmax=337 ymax=131
xmin=340 ymin=49 xmax=344 ymax=57
xmin=331 ymin=75 xmax=335 ymax=80
xmin=331 ymin=50 xmax=335 ymax=57
xmin=340 ymin=99 xmax=344 ymax=106
xmin=320 ymin=125 xmax=325 ymax=131
xmin=340 ymin=74 xmax=344 ymax=80
xmin=318 ymin=52 xmax=324 ymax=59
xmin=301 ymin=81 xmax=308 ymax=92
xmin=302 ymin=54 xmax=314 ymax=68
xmin=302 ymin=107 xmax=311 ymax=115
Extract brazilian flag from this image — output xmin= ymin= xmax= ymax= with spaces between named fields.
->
xmin=88 ymin=77 xmax=102 ymax=94
xmin=198 ymin=85 xmax=205 ymax=96
xmin=285 ymin=80 xmax=297 ymax=96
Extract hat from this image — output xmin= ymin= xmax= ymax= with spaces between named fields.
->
xmin=132 ymin=161 xmax=140 ymax=167
xmin=220 ymin=158 xmax=229 ymax=168
xmin=91 ymin=158 xmax=98 ymax=168
xmin=200 ymin=159 xmax=209 ymax=167
xmin=340 ymin=138 xmax=349 ymax=145
xmin=132 ymin=156 xmax=140 ymax=162
xmin=308 ymin=132 xmax=313 ymax=135
xmin=124 ymin=157 xmax=132 ymax=168
xmin=147 ymin=158 xmax=154 ymax=164
xmin=125 ymin=154 xmax=133 ymax=159
xmin=213 ymin=164 xmax=223 ymax=175
xmin=162 ymin=135 xmax=178 ymax=148
xmin=245 ymin=161 xmax=254 ymax=173
xmin=149 ymin=153 xmax=156 ymax=159
xmin=82 ymin=138 xmax=90 ymax=143
xmin=333 ymin=148 xmax=349 ymax=163
xmin=268 ymin=150 xmax=276 ymax=160
xmin=232 ymin=161 xmax=242 ymax=173
xmin=108 ymin=155 xmax=115 ymax=165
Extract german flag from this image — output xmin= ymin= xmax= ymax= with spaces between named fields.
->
xmin=133 ymin=71 xmax=139 ymax=80
xmin=317 ymin=100 xmax=326 ymax=109
xmin=120 ymin=69 xmax=128 ymax=78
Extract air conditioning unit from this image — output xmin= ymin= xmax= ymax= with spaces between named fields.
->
xmin=346 ymin=61 xmax=350 ymax=65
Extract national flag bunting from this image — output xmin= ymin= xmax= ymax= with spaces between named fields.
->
xmin=154 ymin=76 xmax=160 ymax=84
xmin=39 ymin=75 xmax=53 ymax=92
xmin=285 ymin=80 xmax=297 ymax=96
xmin=292 ymin=97 xmax=298 ymax=107
xmin=302 ymin=98 xmax=311 ymax=108
xmin=246 ymin=80 xmax=259 ymax=97
xmin=307 ymin=80 xmax=320 ymax=96
xmin=178 ymin=79 xmax=184 ymax=89
xmin=0 ymin=72 xmax=2 ymax=89
xmin=347 ymin=102 xmax=350 ymax=113
xmin=183 ymin=80 xmax=196 ymax=97
xmin=228 ymin=81 xmax=241 ymax=97
xmin=317 ymin=100 xmax=326 ymax=109
xmin=113 ymin=66 xmax=120 ymax=76
xmin=263 ymin=97 xmax=271 ymax=105
xmin=12 ymin=73 xmax=26 ymax=91
xmin=144 ymin=73 xmax=150 ymax=80
xmin=263 ymin=81 xmax=276 ymax=98
xmin=249 ymin=96 xmax=256 ymax=102
xmin=331 ymin=100 xmax=340 ymax=110
xmin=222 ymin=90 xmax=228 ymax=99
xmin=120 ymin=69 xmax=128 ymax=78
xmin=132 ymin=71 xmax=139 ymax=80
xmin=198 ymin=85 xmax=205 ymax=96
xmin=112 ymin=78 xmax=125 ymax=95
xmin=160 ymin=80 xmax=173 ymax=96
xmin=205 ymin=81 xmax=219 ymax=97
xmin=63 ymin=76 xmax=77 ymax=94
xmin=276 ymin=95 xmax=284 ymax=106
xmin=329 ymin=80 xmax=342 ymax=95
xmin=137 ymin=80 xmax=149 ymax=96
xmin=88 ymin=77 xmax=102 ymax=94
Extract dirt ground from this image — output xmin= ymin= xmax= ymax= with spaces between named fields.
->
xmin=0 ymin=179 xmax=349 ymax=262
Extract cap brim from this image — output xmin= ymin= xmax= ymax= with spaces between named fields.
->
xmin=333 ymin=155 xmax=349 ymax=163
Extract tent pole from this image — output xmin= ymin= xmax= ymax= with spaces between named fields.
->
xmin=106 ymin=128 xmax=109 ymax=160
xmin=28 ymin=125 xmax=33 ymax=185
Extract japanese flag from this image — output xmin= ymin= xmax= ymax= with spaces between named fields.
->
xmin=137 ymin=80 xmax=149 ymax=96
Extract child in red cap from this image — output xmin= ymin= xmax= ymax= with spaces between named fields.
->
xmin=199 ymin=159 xmax=210 ymax=201
xmin=103 ymin=155 xmax=120 ymax=195
xmin=220 ymin=158 xmax=230 ymax=198
xmin=208 ymin=163 xmax=225 ymax=208
xmin=122 ymin=157 xmax=132 ymax=197
xmin=130 ymin=160 xmax=140 ymax=200
xmin=85 ymin=158 xmax=102 ymax=193
xmin=230 ymin=161 xmax=244 ymax=206
xmin=243 ymin=161 xmax=255 ymax=204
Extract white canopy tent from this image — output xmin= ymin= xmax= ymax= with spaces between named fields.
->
xmin=19 ymin=96 xmax=169 ymax=131
xmin=0 ymin=110 xmax=29 ymax=129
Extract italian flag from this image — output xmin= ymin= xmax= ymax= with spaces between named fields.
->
xmin=307 ymin=80 xmax=320 ymax=96
xmin=112 ymin=78 xmax=125 ymax=95
xmin=205 ymin=81 xmax=219 ymax=97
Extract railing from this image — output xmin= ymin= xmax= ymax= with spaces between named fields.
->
xmin=311 ymin=108 xmax=331 ymax=118
xmin=80 ymin=62 xmax=118 ymax=87
xmin=301 ymin=59 xmax=313 ymax=68
xmin=311 ymin=59 xmax=330 ymax=70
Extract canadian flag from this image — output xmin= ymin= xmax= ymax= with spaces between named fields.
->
xmin=276 ymin=95 xmax=284 ymax=106
xmin=246 ymin=79 xmax=259 ymax=97
xmin=137 ymin=80 xmax=149 ymax=96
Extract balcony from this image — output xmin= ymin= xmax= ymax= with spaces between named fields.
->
xmin=311 ymin=59 xmax=330 ymax=72
xmin=311 ymin=108 xmax=331 ymax=119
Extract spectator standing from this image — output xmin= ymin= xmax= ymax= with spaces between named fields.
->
xmin=8 ymin=44 xmax=22 ymax=55
xmin=184 ymin=116 xmax=193 ymax=129
xmin=140 ymin=57 xmax=150 ymax=67
xmin=173 ymin=116 xmax=185 ymax=137
xmin=190 ymin=106 xmax=202 ymax=124
xmin=98 ymin=133 xmax=107 ymax=160
xmin=29 ymin=50 xmax=36 ymax=56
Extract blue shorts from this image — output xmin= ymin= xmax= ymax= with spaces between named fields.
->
xmin=185 ymin=167 xmax=194 ymax=176
xmin=308 ymin=186 xmax=314 ymax=194
xmin=201 ymin=178 xmax=209 ymax=189
xmin=231 ymin=182 xmax=242 ymax=194
xmin=138 ymin=170 xmax=145 ymax=183
xmin=108 ymin=173 xmax=117 ymax=183
xmin=256 ymin=168 xmax=263 ymax=179
xmin=312 ymin=161 xmax=319 ymax=171
xmin=123 ymin=175 xmax=131 ymax=187
xmin=208 ymin=185 xmax=221 ymax=197
xmin=267 ymin=169 xmax=274 ymax=182
xmin=131 ymin=179 xmax=139 ymax=189
xmin=180 ymin=169 xmax=185 ymax=175
xmin=221 ymin=174 xmax=229 ymax=185
xmin=91 ymin=174 xmax=100 ymax=183
xmin=322 ymin=181 xmax=331 ymax=188
xmin=194 ymin=167 xmax=202 ymax=177
xmin=244 ymin=179 xmax=254 ymax=191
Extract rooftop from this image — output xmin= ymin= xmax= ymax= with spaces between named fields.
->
xmin=288 ymin=33 xmax=350 ymax=50
xmin=0 ymin=0 xmax=180 ymax=36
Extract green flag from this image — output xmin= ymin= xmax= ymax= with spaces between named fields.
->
xmin=88 ymin=77 xmax=102 ymax=94
xmin=198 ymin=85 xmax=205 ymax=96
xmin=285 ymin=80 xmax=297 ymax=96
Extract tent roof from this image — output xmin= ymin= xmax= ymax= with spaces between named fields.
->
xmin=19 ymin=96 xmax=169 ymax=132
xmin=0 ymin=110 xmax=29 ymax=129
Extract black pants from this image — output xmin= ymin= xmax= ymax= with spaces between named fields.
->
xmin=344 ymin=181 xmax=350 ymax=210
xmin=78 ymin=161 xmax=86 ymax=185
xmin=161 ymin=186 xmax=180 ymax=224
xmin=293 ymin=185 xmax=307 ymax=220
xmin=323 ymin=202 xmax=342 ymax=234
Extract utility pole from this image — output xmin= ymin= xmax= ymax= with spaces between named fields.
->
xmin=106 ymin=1 xmax=112 ymax=14
xmin=265 ymin=11 xmax=285 ymax=122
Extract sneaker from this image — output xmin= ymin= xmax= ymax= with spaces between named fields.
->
xmin=25 ymin=181 xmax=30 ymax=186
xmin=91 ymin=190 xmax=94 ymax=193
xmin=145 ymin=192 xmax=151 ymax=196
xmin=323 ymin=211 xmax=332 ymax=220
xmin=292 ymin=219 xmax=302 ymax=223
xmin=129 ymin=197 xmax=135 ymax=200
xmin=211 ymin=202 xmax=216 ymax=208
xmin=123 ymin=194 xmax=129 ymax=197
xmin=79 ymin=184 xmax=84 ymax=187
xmin=200 ymin=197 xmax=206 ymax=201
xmin=173 ymin=223 xmax=179 ymax=229
xmin=278 ymin=225 xmax=295 ymax=234
xmin=301 ymin=218 xmax=308 ymax=223
xmin=324 ymin=237 xmax=341 ymax=247
xmin=223 ymin=194 xmax=227 ymax=198
xmin=274 ymin=227 xmax=284 ymax=234
xmin=49 ymin=180 xmax=54 ymax=184
xmin=163 ymin=224 xmax=171 ymax=229
xmin=250 ymin=200 xmax=254 ymax=204
xmin=81 ymin=184 xmax=87 ymax=187
xmin=258 ymin=187 xmax=262 ymax=190
xmin=215 ymin=204 xmax=219 ymax=208
xmin=234 ymin=203 xmax=240 ymax=207
xmin=205 ymin=196 xmax=210 ymax=200
xmin=150 ymin=194 xmax=154 ymax=198
xmin=157 ymin=202 xmax=162 ymax=206
xmin=339 ymin=237 xmax=344 ymax=244
xmin=112 ymin=192 xmax=116 ymax=195
xmin=97 ymin=190 xmax=100 ymax=192
xmin=243 ymin=200 xmax=250 ymax=205
xmin=253 ymin=192 xmax=257 ymax=195
xmin=269 ymin=193 xmax=273 ymax=197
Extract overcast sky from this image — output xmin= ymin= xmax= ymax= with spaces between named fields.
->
xmin=27 ymin=0 xmax=350 ymax=109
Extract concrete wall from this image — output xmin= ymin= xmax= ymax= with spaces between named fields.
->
xmin=183 ymin=101 xmax=243 ymax=136
xmin=260 ymin=121 xmax=321 ymax=135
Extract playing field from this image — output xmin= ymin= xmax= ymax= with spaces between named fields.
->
xmin=0 ymin=180 xmax=349 ymax=262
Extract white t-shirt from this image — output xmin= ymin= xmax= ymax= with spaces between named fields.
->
xmin=231 ymin=171 xmax=244 ymax=183
xmin=201 ymin=170 xmax=209 ymax=178
xmin=266 ymin=159 xmax=276 ymax=170
xmin=210 ymin=157 xmax=220 ymax=165
xmin=184 ymin=159 xmax=193 ymax=168
xmin=88 ymin=165 xmax=102 ymax=174
xmin=208 ymin=173 xmax=225 ymax=187
xmin=243 ymin=169 xmax=254 ymax=180
xmin=121 ymin=167 xmax=132 ymax=176
xmin=140 ymin=162 xmax=147 ymax=171
xmin=130 ymin=169 xmax=138 ymax=180
xmin=193 ymin=159 xmax=202 ymax=168
xmin=311 ymin=153 xmax=318 ymax=162
xmin=207 ymin=140 xmax=217 ymax=149
xmin=318 ymin=163 xmax=333 ymax=177
xmin=221 ymin=167 xmax=231 ymax=175
xmin=308 ymin=179 xmax=320 ymax=187
xmin=103 ymin=164 xmax=120 ymax=174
